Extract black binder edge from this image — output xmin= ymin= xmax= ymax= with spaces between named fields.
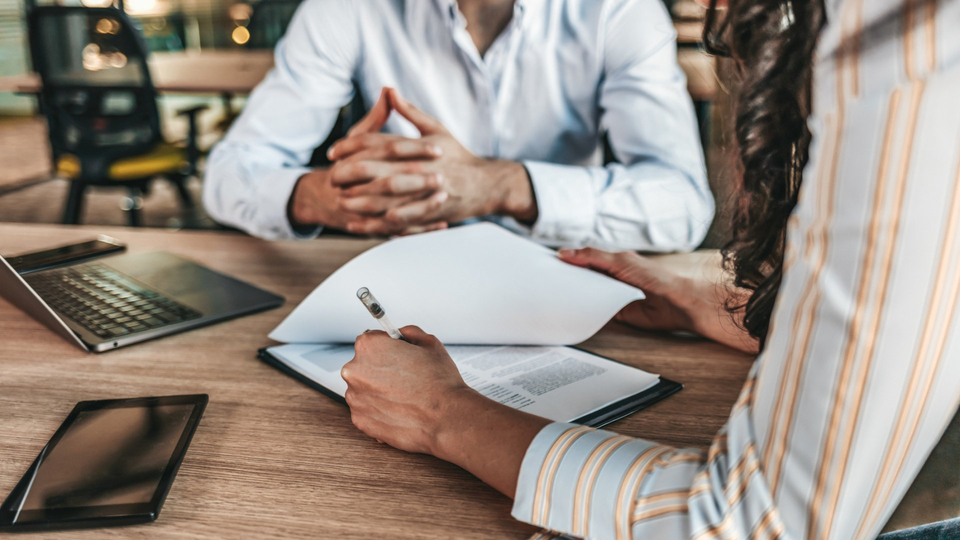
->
xmin=257 ymin=347 xmax=681 ymax=428
xmin=258 ymin=348 xmax=347 ymax=406
xmin=572 ymin=377 xmax=682 ymax=428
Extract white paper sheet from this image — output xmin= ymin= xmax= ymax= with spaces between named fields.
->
xmin=267 ymin=343 xmax=660 ymax=423
xmin=269 ymin=223 xmax=644 ymax=345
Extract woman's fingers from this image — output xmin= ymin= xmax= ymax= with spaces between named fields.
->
xmin=558 ymin=247 xmax=631 ymax=273
xmin=558 ymin=248 xmax=668 ymax=293
xmin=396 ymin=325 xmax=443 ymax=348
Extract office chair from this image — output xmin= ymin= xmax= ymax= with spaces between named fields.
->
xmin=27 ymin=5 xmax=207 ymax=226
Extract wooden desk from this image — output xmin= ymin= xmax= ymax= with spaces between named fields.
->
xmin=0 ymin=224 xmax=754 ymax=539
xmin=0 ymin=51 xmax=274 ymax=95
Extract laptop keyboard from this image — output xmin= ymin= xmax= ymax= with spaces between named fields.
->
xmin=25 ymin=263 xmax=201 ymax=340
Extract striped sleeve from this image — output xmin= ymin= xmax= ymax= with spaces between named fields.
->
xmin=512 ymin=369 xmax=759 ymax=540
xmin=512 ymin=1 xmax=960 ymax=539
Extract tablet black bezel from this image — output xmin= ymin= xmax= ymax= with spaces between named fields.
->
xmin=0 ymin=394 xmax=208 ymax=532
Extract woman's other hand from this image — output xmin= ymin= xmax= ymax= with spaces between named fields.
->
xmin=341 ymin=326 xmax=470 ymax=454
xmin=559 ymin=248 xmax=696 ymax=333
xmin=559 ymin=248 xmax=759 ymax=354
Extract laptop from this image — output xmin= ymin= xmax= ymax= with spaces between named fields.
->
xmin=0 ymin=237 xmax=284 ymax=352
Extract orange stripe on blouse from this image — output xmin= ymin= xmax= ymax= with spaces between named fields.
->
xmin=573 ymin=435 xmax=631 ymax=536
xmin=692 ymin=511 xmax=735 ymax=540
xmin=615 ymin=446 xmax=671 ymax=540
xmin=727 ymin=459 xmax=760 ymax=508
xmin=905 ymin=0 xmax=918 ymax=81
xmin=750 ymin=507 xmax=786 ymax=540
xmin=538 ymin=428 xmax=592 ymax=525
xmin=766 ymin=108 xmax=843 ymax=495
xmin=831 ymin=80 xmax=926 ymax=540
xmin=531 ymin=426 xmax=591 ymax=524
xmin=818 ymin=82 xmax=921 ymax=540
xmin=633 ymin=489 xmax=689 ymax=512
xmin=757 ymin=115 xmax=834 ymax=458
xmin=631 ymin=503 xmax=689 ymax=524
xmin=853 ymin=126 xmax=960 ymax=540
xmin=793 ymin=34 xmax=855 ymax=538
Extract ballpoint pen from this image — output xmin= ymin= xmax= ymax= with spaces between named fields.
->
xmin=356 ymin=287 xmax=406 ymax=340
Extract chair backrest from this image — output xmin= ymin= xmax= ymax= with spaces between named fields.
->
xmin=28 ymin=6 xmax=161 ymax=177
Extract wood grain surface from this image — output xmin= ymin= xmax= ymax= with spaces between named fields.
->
xmin=0 ymin=224 xmax=755 ymax=539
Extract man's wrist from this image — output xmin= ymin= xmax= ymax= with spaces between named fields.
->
xmin=289 ymin=169 xmax=334 ymax=229
xmin=288 ymin=174 xmax=313 ymax=230
xmin=482 ymin=160 xmax=538 ymax=223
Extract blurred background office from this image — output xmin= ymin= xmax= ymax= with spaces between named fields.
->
xmin=0 ymin=0 xmax=735 ymax=245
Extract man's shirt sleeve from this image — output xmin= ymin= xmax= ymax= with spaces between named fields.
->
xmin=203 ymin=0 xmax=359 ymax=240
xmin=512 ymin=0 xmax=714 ymax=252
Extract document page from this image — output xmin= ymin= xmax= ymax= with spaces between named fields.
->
xmin=267 ymin=343 xmax=660 ymax=423
xmin=269 ymin=224 xmax=644 ymax=346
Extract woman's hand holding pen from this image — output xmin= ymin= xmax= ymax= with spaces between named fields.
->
xmin=342 ymin=325 xmax=551 ymax=497
xmin=341 ymin=326 xmax=472 ymax=454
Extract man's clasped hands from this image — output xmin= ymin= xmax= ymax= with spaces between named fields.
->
xmin=289 ymin=88 xmax=539 ymax=236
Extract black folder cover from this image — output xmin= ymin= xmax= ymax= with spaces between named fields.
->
xmin=257 ymin=348 xmax=682 ymax=428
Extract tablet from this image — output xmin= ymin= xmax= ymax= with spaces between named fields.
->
xmin=0 ymin=395 xmax=207 ymax=532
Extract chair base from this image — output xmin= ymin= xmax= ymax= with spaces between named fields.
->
xmin=61 ymin=175 xmax=196 ymax=228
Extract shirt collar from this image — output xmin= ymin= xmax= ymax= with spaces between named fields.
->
xmin=434 ymin=0 xmax=534 ymax=6
xmin=432 ymin=0 xmax=535 ymax=29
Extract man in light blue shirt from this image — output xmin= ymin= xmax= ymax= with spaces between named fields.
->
xmin=204 ymin=0 xmax=714 ymax=251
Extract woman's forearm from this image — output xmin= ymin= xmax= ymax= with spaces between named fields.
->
xmin=430 ymin=388 xmax=551 ymax=498
xmin=669 ymin=272 xmax=760 ymax=355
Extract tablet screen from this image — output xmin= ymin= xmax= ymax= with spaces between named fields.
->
xmin=21 ymin=405 xmax=193 ymax=510
xmin=0 ymin=395 xmax=207 ymax=530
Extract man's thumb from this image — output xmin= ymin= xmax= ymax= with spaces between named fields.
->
xmin=346 ymin=87 xmax=393 ymax=138
xmin=388 ymin=89 xmax=447 ymax=136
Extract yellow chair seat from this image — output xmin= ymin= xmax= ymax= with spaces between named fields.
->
xmin=57 ymin=144 xmax=188 ymax=181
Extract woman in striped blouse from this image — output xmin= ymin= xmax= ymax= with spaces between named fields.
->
xmin=339 ymin=0 xmax=960 ymax=538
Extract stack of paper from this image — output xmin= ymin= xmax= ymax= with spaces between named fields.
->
xmin=264 ymin=225 xmax=674 ymax=426
xmin=269 ymin=223 xmax=644 ymax=345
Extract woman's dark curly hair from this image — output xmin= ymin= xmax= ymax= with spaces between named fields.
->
xmin=703 ymin=0 xmax=826 ymax=349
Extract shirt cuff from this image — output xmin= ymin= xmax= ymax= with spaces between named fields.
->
xmin=522 ymin=161 xmax=598 ymax=246
xmin=512 ymin=423 xmax=666 ymax=540
xmin=258 ymin=167 xmax=322 ymax=240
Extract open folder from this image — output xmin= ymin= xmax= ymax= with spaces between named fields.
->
xmin=261 ymin=224 xmax=681 ymax=427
